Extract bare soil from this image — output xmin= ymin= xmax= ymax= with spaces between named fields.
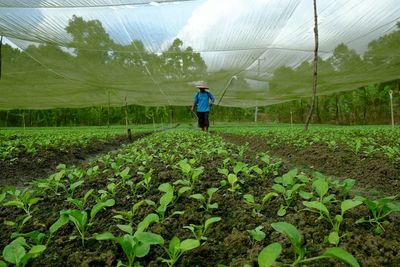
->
xmin=219 ymin=133 xmax=400 ymax=197
xmin=0 ymin=133 xmax=149 ymax=188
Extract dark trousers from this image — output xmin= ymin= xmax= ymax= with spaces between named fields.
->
xmin=197 ymin=112 xmax=209 ymax=128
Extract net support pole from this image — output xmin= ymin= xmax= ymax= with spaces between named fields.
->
xmin=254 ymin=106 xmax=258 ymax=123
xmin=124 ymin=96 xmax=129 ymax=133
xmin=107 ymin=91 xmax=110 ymax=128
xmin=290 ymin=110 xmax=293 ymax=128
xmin=0 ymin=35 xmax=3 ymax=80
xmin=304 ymin=0 xmax=319 ymax=131
xmin=389 ymin=90 xmax=394 ymax=127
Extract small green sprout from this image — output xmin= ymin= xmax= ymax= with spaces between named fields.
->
xmin=161 ymin=236 xmax=200 ymax=267
xmin=355 ymin=194 xmax=400 ymax=234
xmin=190 ymin=187 xmax=219 ymax=212
xmin=184 ymin=217 xmax=221 ymax=241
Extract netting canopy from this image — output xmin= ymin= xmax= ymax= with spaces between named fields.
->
xmin=0 ymin=0 xmax=399 ymax=109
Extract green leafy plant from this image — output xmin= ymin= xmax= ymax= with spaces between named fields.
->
xmin=247 ymin=225 xmax=266 ymax=242
xmin=272 ymin=169 xmax=308 ymax=216
xmin=160 ymin=236 xmax=200 ymax=266
xmin=2 ymin=237 xmax=46 ymax=267
xmin=184 ymin=217 xmax=221 ymax=241
xmin=190 ymin=188 xmax=219 ymax=212
xmin=258 ymin=222 xmax=360 ymax=267
xmin=256 ymin=152 xmax=281 ymax=176
xmin=300 ymin=172 xmax=336 ymax=204
xmin=55 ymin=198 xmax=115 ymax=246
xmin=3 ymin=187 xmax=42 ymax=233
xmin=67 ymin=189 xmax=94 ymax=210
xmin=303 ymin=198 xmax=362 ymax=245
xmin=176 ymin=159 xmax=204 ymax=187
xmin=95 ymin=213 xmax=163 ymax=267
xmin=243 ymin=192 xmax=278 ymax=217
xmin=355 ymin=194 xmax=400 ymax=234
xmin=113 ymin=199 xmax=154 ymax=225
xmin=137 ymin=168 xmax=153 ymax=191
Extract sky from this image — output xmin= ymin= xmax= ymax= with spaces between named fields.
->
xmin=1 ymin=0 xmax=399 ymax=74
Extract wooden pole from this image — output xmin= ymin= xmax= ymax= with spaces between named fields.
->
xmin=304 ymin=0 xmax=319 ymax=131
xmin=389 ymin=90 xmax=394 ymax=127
xmin=290 ymin=110 xmax=293 ymax=128
xmin=0 ymin=35 xmax=3 ymax=80
xmin=107 ymin=91 xmax=110 ymax=128
xmin=124 ymin=96 xmax=128 ymax=132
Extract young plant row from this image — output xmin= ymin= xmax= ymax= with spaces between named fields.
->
xmin=0 ymin=129 xmax=399 ymax=266
xmin=217 ymin=126 xmax=400 ymax=163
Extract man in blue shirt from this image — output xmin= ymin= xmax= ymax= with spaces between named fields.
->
xmin=191 ymin=81 xmax=215 ymax=132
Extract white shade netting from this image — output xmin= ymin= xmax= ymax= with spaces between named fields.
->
xmin=0 ymin=0 xmax=399 ymax=109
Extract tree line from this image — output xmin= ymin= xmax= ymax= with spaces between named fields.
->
xmin=0 ymin=17 xmax=399 ymax=126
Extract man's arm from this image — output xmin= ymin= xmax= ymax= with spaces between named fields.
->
xmin=191 ymin=93 xmax=198 ymax=112
xmin=209 ymin=92 xmax=215 ymax=103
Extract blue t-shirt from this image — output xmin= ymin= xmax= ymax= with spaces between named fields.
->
xmin=194 ymin=91 xmax=215 ymax=112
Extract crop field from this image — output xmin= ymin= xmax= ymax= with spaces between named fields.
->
xmin=0 ymin=125 xmax=399 ymax=267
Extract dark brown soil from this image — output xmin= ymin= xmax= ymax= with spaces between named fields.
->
xmin=0 ymin=133 xmax=149 ymax=188
xmin=1 ymin=133 xmax=399 ymax=267
xmin=219 ymin=133 xmax=400 ymax=197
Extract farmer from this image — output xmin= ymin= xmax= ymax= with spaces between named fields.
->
xmin=191 ymin=81 xmax=215 ymax=132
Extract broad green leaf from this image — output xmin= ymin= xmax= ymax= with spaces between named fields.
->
xmin=117 ymin=224 xmax=133 ymax=235
xmin=27 ymin=245 xmax=46 ymax=255
xmin=135 ymin=232 xmax=164 ymax=246
xmin=243 ymin=194 xmax=255 ymax=204
xmin=258 ymin=242 xmax=282 ymax=267
xmin=137 ymin=213 xmax=159 ymax=233
xmin=299 ymin=191 xmax=313 ymax=200
xmin=207 ymin=187 xmax=219 ymax=196
xmin=178 ymin=187 xmax=191 ymax=196
xmin=323 ymin=247 xmax=360 ymax=267
xmin=134 ymin=242 xmax=151 ymax=258
xmin=90 ymin=199 xmax=115 ymax=219
xmin=248 ymin=227 xmax=266 ymax=241
xmin=386 ymin=202 xmax=400 ymax=212
xmin=313 ymin=176 xmax=329 ymax=198
xmin=341 ymin=199 xmax=362 ymax=215
xmin=179 ymin=239 xmax=200 ymax=251
xmin=277 ymin=205 xmax=286 ymax=217
xmin=70 ymin=180 xmax=84 ymax=191
xmin=262 ymin=192 xmax=278 ymax=204
xmin=0 ymin=193 xmax=6 ymax=202
xmin=204 ymin=217 xmax=221 ymax=231
xmin=95 ymin=232 xmax=115 ymax=240
xmin=227 ymin=174 xmax=238 ymax=184
xmin=168 ymin=236 xmax=180 ymax=255
xmin=119 ymin=167 xmax=130 ymax=178
xmin=272 ymin=184 xmax=285 ymax=194
xmin=190 ymin=194 xmax=205 ymax=201
xmin=282 ymin=169 xmax=297 ymax=186
xmin=3 ymin=244 xmax=25 ymax=265
xmin=271 ymin=222 xmax=301 ymax=251
xmin=3 ymin=200 xmax=24 ymax=209
xmin=0 ymin=260 xmax=7 ymax=267
xmin=83 ymin=189 xmax=94 ymax=202
xmin=303 ymin=201 xmax=329 ymax=217
xmin=50 ymin=214 xmax=69 ymax=235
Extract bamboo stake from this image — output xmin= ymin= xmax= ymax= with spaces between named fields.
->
xmin=389 ymin=90 xmax=394 ymax=127
xmin=107 ymin=91 xmax=110 ymax=128
xmin=0 ymin=35 xmax=3 ymax=80
xmin=124 ymin=96 xmax=128 ymax=132
xmin=304 ymin=0 xmax=319 ymax=131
